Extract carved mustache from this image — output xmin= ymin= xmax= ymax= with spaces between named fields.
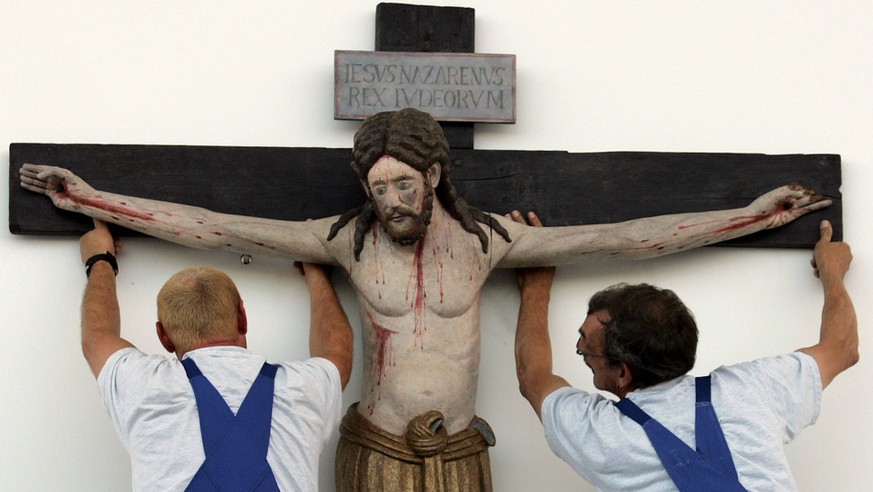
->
xmin=385 ymin=205 xmax=420 ymax=220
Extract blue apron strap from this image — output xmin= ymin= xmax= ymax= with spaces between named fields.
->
xmin=616 ymin=382 xmax=748 ymax=492
xmin=695 ymin=376 xmax=741 ymax=482
xmin=616 ymin=398 xmax=696 ymax=490
xmin=614 ymin=397 xmax=653 ymax=426
xmin=181 ymin=357 xmax=235 ymax=452
xmin=234 ymin=362 xmax=279 ymax=458
xmin=182 ymin=358 xmax=280 ymax=492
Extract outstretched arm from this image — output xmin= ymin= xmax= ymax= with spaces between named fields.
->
xmin=20 ymin=164 xmax=337 ymax=264
xmin=497 ymin=184 xmax=830 ymax=267
xmin=296 ymin=262 xmax=354 ymax=389
xmin=513 ymin=212 xmax=571 ymax=420
xmin=798 ymin=220 xmax=858 ymax=389
xmin=80 ymin=219 xmax=134 ymax=378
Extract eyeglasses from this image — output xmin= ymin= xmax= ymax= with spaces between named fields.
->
xmin=576 ymin=349 xmax=609 ymax=359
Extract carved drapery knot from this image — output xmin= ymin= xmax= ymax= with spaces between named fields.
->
xmin=405 ymin=410 xmax=448 ymax=457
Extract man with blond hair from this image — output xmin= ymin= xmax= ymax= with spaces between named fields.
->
xmin=79 ymin=218 xmax=353 ymax=491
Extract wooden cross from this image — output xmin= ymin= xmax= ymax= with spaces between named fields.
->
xmin=8 ymin=3 xmax=841 ymax=246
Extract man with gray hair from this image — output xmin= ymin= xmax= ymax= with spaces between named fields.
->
xmin=513 ymin=213 xmax=857 ymax=490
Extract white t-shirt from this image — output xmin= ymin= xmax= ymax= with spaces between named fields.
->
xmin=98 ymin=346 xmax=342 ymax=492
xmin=542 ymin=352 xmax=822 ymax=491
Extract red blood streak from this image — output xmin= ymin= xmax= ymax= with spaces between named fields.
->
xmin=372 ymin=225 xmax=386 ymax=285
xmin=431 ymin=238 xmax=445 ymax=303
xmin=677 ymin=213 xmax=772 ymax=235
xmin=711 ymin=214 xmax=771 ymax=233
xmin=411 ymin=238 xmax=427 ymax=348
xmin=69 ymin=194 xmax=155 ymax=222
xmin=368 ymin=313 xmax=398 ymax=386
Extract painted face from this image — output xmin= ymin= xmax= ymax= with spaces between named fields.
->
xmin=576 ymin=310 xmax=623 ymax=394
xmin=366 ymin=156 xmax=434 ymax=245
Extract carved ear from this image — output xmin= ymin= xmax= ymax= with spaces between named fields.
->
xmin=427 ymin=163 xmax=441 ymax=187
xmin=359 ymin=171 xmax=379 ymax=200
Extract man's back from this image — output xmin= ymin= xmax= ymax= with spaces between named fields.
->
xmin=98 ymin=346 xmax=342 ymax=491
xmin=541 ymin=352 xmax=821 ymax=491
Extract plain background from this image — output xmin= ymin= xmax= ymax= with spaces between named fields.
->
xmin=2 ymin=1 xmax=869 ymax=490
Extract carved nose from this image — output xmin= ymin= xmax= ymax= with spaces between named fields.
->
xmin=381 ymin=186 xmax=401 ymax=206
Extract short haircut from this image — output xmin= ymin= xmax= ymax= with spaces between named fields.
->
xmin=156 ymin=267 xmax=241 ymax=352
xmin=588 ymin=283 xmax=698 ymax=388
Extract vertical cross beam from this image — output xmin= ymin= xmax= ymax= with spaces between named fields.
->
xmin=375 ymin=3 xmax=476 ymax=149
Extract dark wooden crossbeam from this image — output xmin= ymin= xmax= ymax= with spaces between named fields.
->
xmin=8 ymin=143 xmax=841 ymax=248
xmin=377 ymin=2 xmax=476 ymax=149
xmin=5 ymin=4 xmax=843 ymax=247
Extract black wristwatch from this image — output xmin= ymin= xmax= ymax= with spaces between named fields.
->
xmin=85 ymin=252 xmax=118 ymax=278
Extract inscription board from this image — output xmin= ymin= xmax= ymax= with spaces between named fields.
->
xmin=334 ymin=50 xmax=516 ymax=122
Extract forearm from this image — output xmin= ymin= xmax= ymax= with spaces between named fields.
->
xmin=62 ymin=187 xmax=337 ymax=262
xmin=81 ymin=262 xmax=125 ymax=377
xmin=801 ymin=277 xmax=859 ymax=388
xmin=503 ymin=205 xmax=774 ymax=267
xmin=822 ymin=282 xmax=858 ymax=355
xmin=516 ymin=286 xmax=554 ymax=385
xmin=500 ymin=184 xmax=826 ymax=267
xmin=62 ymin=188 xmax=254 ymax=252
xmin=515 ymin=286 xmax=567 ymax=418
xmin=307 ymin=273 xmax=353 ymax=388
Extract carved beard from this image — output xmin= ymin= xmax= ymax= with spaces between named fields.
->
xmin=375 ymin=184 xmax=434 ymax=246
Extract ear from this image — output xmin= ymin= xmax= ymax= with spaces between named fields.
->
xmin=360 ymin=176 xmax=373 ymax=199
xmin=237 ymin=299 xmax=248 ymax=336
xmin=156 ymin=322 xmax=176 ymax=354
xmin=426 ymin=163 xmax=441 ymax=188
xmin=618 ymin=362 xmax=634 ymax=388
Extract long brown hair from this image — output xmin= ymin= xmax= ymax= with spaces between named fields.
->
xmin=327 ymin=108 xmax=510 ymax=260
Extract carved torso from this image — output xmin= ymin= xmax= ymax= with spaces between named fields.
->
xmin=329 ymin=206 xmax=508 ymax=435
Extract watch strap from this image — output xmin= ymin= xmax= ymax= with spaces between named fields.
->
xmin=85 ymin=252 xmax=118 ymax=278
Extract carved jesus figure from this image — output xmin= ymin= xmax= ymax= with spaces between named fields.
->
xmin=20 ymin=108 xmax=829 ymax=491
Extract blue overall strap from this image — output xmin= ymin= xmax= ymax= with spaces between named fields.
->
xmin=695 ymin=375 xmax=741 ymax=482
xmin=615 ymin=382 xmax=747 ymax=492
xmin=181 ymin=357 xmax=281 ymax=492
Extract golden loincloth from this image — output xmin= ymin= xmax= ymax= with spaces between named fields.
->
xmin=336 ymin=403 xmax=495 ymax=492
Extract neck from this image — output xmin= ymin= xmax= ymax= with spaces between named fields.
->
xmin=429 ymin=198 xmax=449 ymax=224
xmin=177 ymin=339 xmax=243 ymax=359
xmin=616 ymin=383 xmax=637 ymax=399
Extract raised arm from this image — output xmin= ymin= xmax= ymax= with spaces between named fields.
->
xmin=20 ymin=164 xmax=337 ymax=264
xmin=798 ymin=220 xmax=858 ymax=389
xmin=80 ymin=219 xmax=134 ymax=378
xmin=513 ymin=212 xmax=571 ymax=420
xmin=297 ymin=262 xmax=354 ymax=389
xmin=497 ymin=184 xmax=830 ymax=268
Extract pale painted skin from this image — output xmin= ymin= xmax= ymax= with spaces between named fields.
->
xmin=20 ymin=161 xmax=829 ymax=434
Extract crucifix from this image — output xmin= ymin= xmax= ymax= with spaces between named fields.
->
xmin=10 ymin=3 xmax=841 ymax=492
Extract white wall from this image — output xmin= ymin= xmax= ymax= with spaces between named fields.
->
xmin=2 ymin=1 xmax=870 ymax=490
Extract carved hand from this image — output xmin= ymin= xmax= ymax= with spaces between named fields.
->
xmin=19 ymin=164 xmax=97 ymax=212
xmin=510 ymin=210 xmax=556 ymax=292
xmin=748 ymin=184 xmax=831 ymax=229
